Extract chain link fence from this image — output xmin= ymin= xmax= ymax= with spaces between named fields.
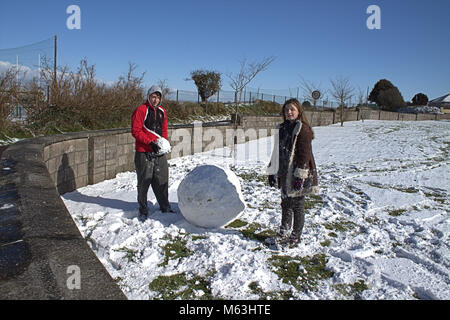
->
xmin=165 ymin=87 xmax=359 ymax=109
xmin=1 ymin=37 xmax=55 ymax=122
xmin=0 ymin=37 xmax=54 ymax=85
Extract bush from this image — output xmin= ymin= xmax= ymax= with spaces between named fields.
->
xmin=190 ymin=70 xmax=222 ymax=103
xmin=1 ymin=57 xmax=284 ymax=139
xmin=7 ymin=59 xmax=146 ymax=135
xmin=244 ymin=100 xmax=282 ymax=115
xmin=164 ymin=101 xmax=204 ymax=122
xmin=302 ymin=100 xmax=312 ymax=108
xmin=369 ymin=79 xmax=405 ymax=111
xmin=411 ymin=93 xmax=428 ymax=106
xmin=203 ymin=102 xmax=228 ymax=115
xmin=0 ymin=67 xmax=20 ymax=131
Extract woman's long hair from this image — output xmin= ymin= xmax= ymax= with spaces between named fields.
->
xmin=282 ymin=98 xmax=315 ymax=139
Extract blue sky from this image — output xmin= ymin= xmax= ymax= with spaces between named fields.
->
xmin=1 ymin=0 xmax=449 ymax=102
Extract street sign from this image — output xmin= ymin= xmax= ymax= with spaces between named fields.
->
xmin=312 ymin=90 xmax=321 ymax=100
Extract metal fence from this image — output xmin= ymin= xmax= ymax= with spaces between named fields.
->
xmin=165 ymin=88 xmax=359 ymax=109
xmin=0 ymin=37 xmax=54 ymax=87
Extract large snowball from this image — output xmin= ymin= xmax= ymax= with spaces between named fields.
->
xmin=177 ymin=165 xmax=246 ymax=229
xmin=156 ymin=137 xmax=171 ymax=155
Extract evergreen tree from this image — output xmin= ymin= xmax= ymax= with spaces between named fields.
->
xmin=411 ymin=93 xmax=428 ymax=106
xmin=369 ymin=79 xmax=405 ymax=111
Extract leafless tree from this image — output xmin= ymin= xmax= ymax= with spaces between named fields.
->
xmin=0 ymin=67 xmax=20 ymax=129
xmin=226 ymin=56 xmax=275 ymax=104
xmin=299 ymin=76 xmax=327 ymax=106
xmin=357 ymin=86 xmax=368 ymax=106
xmin=330 ymin=76 xmax=354 ymax=126
xmin=156 ymin=79 xmax=172 ymax=100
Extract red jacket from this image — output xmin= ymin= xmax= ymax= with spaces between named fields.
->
xmin=131 ymin=102 xmax=168 ymax=152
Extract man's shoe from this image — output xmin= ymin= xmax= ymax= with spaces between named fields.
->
xmin=138 ymin=207 xmax=149 ymax=221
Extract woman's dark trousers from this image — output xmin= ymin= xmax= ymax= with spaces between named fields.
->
xmin=280 ymin=196 xmax=305 ymax=239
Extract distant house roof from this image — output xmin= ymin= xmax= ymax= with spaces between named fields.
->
xmin=428 ymin=93 xmax=450 ymax=107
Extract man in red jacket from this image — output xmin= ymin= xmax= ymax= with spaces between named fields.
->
xmin=131 ymin=85 xmax=174 ymax=220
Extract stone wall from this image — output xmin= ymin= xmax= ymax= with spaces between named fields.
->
xmin=42 ymin=129 xmax=135 ymax=195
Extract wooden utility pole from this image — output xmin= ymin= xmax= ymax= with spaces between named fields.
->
xmin=52 ymin=35 xmax=57 ymax=105
xmin=362 ymin=86 xmax=369 ymax=123
xmin=366 ymin=86 xmax=369 ymax=108
xmin=54 ymin=35 xmax=57 ymax=82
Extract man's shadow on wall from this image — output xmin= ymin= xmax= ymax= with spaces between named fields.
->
xmin=57 ymin=153 xmax=75 ymax=194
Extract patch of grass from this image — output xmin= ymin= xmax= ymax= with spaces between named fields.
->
xmin=334 ymin=280 xmax=369 ymax=299
xmin=239 ymin=222 xmax=277 ymax=244
xmin=305 ymin=194 xmax=323 ymax=210
xmin=226 ymin=220 xmax=276 ymax=244
xmin=148 ymin=271 xmax=216 ymax=300
xmin=388 ymin=208 xmax=407 ymax=217
xmin=191 ymin=235 xmax=207 ymax=241
xmin=159 ymin=236 xmax=194 ymax=267
xmin=393 ymin=186 xmax=419 ymax=194
xmin=366 ymin=182 xmax=386 ymax=189
xmin=235 ymin=170 xmax=268 ymax=184
xmin=369 ymin=167 xmax=397 ymax=173
xmin=323 ymin=219 xmax=357 ymax=232
xmin=364 ymin=216 xmax=379 ymax=224
xmin=268 ymin=254 xmax=334 ymax=292
xmin=225 ymin=219 xmax=248 ymax=229
xmin=328 ymin=232 xmax=338 ymax=238
xmin=248 ymin=281 xmax=294 ymax=300
xmin=348 ymin=186 xmax=365 ymax=196
xmin=320 ymin=239 xmax=331 ymax=247
xmin=259 ymin=199 xmax=276 ymax=210
xmin=113 ymin=247 xmax=139 ymax=263
xmin=423 ymin=191 xmax=447 ymax=205
xmin=1 ymin=123 xmax=33 ymax=140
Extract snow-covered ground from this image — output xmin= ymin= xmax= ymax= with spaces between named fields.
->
xmin=62 ymin=120 xmax=450 ymax=300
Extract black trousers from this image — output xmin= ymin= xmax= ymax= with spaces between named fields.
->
xmin=135 ymin=152 xmax=170 ymax=212
xmin=280 ymin=196 xmax=305 ymax=238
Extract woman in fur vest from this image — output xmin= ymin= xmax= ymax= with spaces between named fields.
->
xmin=267 ymin=98 xmax=319 ymax=247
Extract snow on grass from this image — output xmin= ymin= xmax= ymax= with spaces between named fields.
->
xmin=62 ymin=120 xmax=450 ymax=300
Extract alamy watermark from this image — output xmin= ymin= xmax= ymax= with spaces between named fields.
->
xmin=66 ymin=265 xmax=81 ymax=290
xmin=66 ymin=5 xmax=81 ymax=30
xmin=366 ymin=5 xmax=381 ymax=30
xmin=66 ymin=5 xmax=380 ymax=31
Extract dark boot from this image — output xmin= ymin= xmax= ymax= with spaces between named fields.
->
xmin=288 ymin=232 xmax=302 ymax=248
xmin=275 ymin=230 xmax=289 ymax=244
xmin=138 ymin=206 xmax=149 ymax=221
xmin=161 ymin=207 xmax=175 ymax=213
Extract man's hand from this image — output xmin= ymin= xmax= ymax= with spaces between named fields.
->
xmin=268 ymin=175 xmax=276 ymax=187
xmin=149 ymin=141 xmax=160 ymax=154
